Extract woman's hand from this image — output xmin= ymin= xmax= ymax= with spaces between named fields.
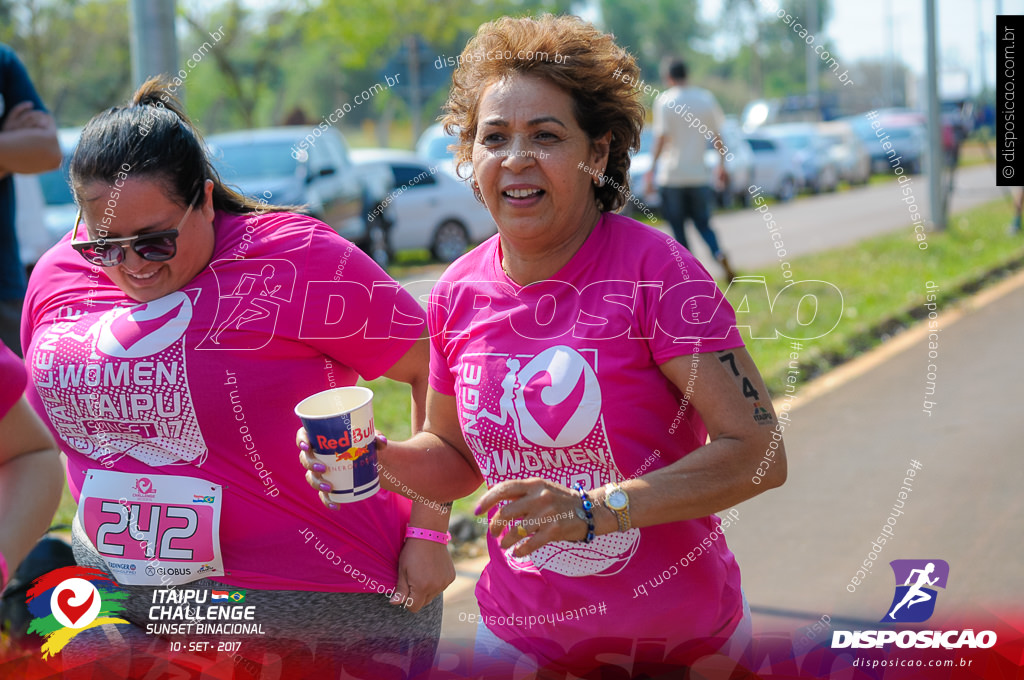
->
xmin=296 ymin=427 xmax=339 ymax=510
xmin=392 ymin=538 xmax=455 ymax=613
xmin=475 ymin=478 xmax=590 ymax=558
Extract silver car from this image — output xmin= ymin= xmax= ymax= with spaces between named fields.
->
xmin=208 ymin=127 xmax=370 ymax=247
xmin=352 ymin=149 xmax=495 ymax=263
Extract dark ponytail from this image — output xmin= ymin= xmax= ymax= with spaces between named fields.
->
xmin=70 ymin=76 xmax=292 ymax=214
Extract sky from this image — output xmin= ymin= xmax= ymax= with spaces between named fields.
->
xmin=699 ymin=0 xmax=1024 ymax=96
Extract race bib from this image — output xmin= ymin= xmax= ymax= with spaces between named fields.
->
xmin=78 ymin=470 xmax=225 ymax=586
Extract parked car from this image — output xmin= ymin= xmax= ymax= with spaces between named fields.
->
xmin=351 ymin=149 xmax=495 ymax=263
xmin=845 ymin=111 xmax=926 ymax=175
xmin=744 ymin=134 xmax=801 ymax=201
xmin=16 ymin=127 xmax=80 ymax=270
xmin=817 ymin=120 xmax=871 ymax=185
xmin=14 ymin=174 xmax=46 ymax=271
xmin=628 ymin=121 xmax=754 ymax=214
xmin=207 ymin=127 xmax=381 ymax=255
xmin=761 ymin=123 xmax=840 ymax=194
xmin=704 ymin=119 xmax=754 ymax=208
xmin=415 ymin=122 xmax=461 ymax=178
xmin=626 ymin=129 xmax=658 ymax=214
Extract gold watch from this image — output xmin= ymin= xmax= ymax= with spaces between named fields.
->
xmin=603 ymin=483 xmax=631 ymax=532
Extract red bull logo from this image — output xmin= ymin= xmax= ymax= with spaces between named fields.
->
xmin=335 ymin=445 xmax=369 ymax=461
xmin=315 ymin=419 xmax=374 ymax=455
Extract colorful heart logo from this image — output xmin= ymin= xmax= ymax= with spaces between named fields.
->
xmin=515 ymin=347 xmax=601 ymax=447
xmin=56 ymin=587 xmax=95 ymax=627
xmin=524 ymin=370 xmax=587 ymax=442
xmin=109 ymin=300 xmax=185 ymax=351
xmin=136 ymin=477 xmax=154 ymax=494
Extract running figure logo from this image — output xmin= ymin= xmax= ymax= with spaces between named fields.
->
xmin=881 ymin=559 xmax=949 ymax=623
xmin=199 ymin=260 xmax=295 ymax=350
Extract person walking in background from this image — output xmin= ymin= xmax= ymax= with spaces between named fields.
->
xmin=0 ymin=44 xmax=61 ymax=355
xmin=645 ymin=57 xmax=736 ymax=281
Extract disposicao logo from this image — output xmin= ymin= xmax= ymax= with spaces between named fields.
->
xmin=26 ymin=566 xmax=130 ymax=658
xmin=832 ymin=559 xmax=997 ymax=650
xmin=882 ymin=559 xmax=948 ymax=623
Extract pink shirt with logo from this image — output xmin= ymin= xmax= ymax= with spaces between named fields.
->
xmin=21 ymin=211 xmax=425 ymax=592
xmin=0 ymin=343 xmax=25 ymax=419
xmin=429 ymin=212 xmax=746 ymax=671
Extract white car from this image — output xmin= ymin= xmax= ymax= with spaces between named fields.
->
xmin=818 ymin=120 xmax=871 ymax=185
xmin=703 ymin=120 xmax=755 ymax=208
xmin=761 ymin=123 xmax=840 ymax=194
xmin=414 ymin=122 xmax=462 ymax=179
xmin=350 ymin=149 xmax=495 ymax=263
xmin=744 ymin=134 xmax=802 ymax=202
xmin=17 ymin=127 xmax=80 ymax=269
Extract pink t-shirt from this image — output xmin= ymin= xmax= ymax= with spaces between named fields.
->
xmin=0 ymin=343 xmax=26 ymax=419
xmin=21 ymin=210 xmax=425 ymax=592
xmin=429 ymin=212 xmax=745 ymax=671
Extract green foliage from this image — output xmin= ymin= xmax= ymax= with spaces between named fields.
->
xmin=1 ymin=0 xmax=132 ymax=126
xmin=739 ymin=198 xmax=1023 ymax=396
xmin=600 ymin=0 xmax=704 ymax=84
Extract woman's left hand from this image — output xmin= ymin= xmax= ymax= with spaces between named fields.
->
xmin=392 ymin=538 xmax=455 ymax=613
xmin=475 ymin=478 xmax=589 ymax=557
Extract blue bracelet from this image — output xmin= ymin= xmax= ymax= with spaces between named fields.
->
xmin=573 ymin=482 xmax=595 ymax=543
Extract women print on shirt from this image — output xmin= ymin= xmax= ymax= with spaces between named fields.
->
xmin=458 ymin=345 xmax=639 ymax=578
xmin=31 ymin=291 xmax=206 ymax=468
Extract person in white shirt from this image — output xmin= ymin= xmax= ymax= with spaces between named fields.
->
xmin=645 ymin=58 xmax=735 ymax=281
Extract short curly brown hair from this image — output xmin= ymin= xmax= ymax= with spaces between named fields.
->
xmin=442 ymin=14 xmax=643 ymax=212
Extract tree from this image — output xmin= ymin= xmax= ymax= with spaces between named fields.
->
xmin=181 ymin=1 xmax=307 ymax=130
xmin=717 ymin=0 xmax=835 ymax=100
xmin=600 ymin=0 xmax=704 ymax=84
xmin=0 ymin=0 xmax=132 ymax=126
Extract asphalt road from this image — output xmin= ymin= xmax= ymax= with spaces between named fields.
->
xmin=724 ymin=269 xmax=1024 ymax=634
xmin=399 ymin=164 xmax=1006 ymax=287
xmin=681 ymin=163 xmax=1008 ymax=275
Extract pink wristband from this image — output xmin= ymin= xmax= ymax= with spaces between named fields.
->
xmin=405 ymin=527 xmax=451 ymax=545
xmin=0 ymin=551 xmax=7 ymax=590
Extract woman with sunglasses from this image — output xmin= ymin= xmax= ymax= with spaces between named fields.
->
xmin=19 ymin=78 xmax=452 ymax=677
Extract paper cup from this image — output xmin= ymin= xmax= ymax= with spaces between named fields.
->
xmin=295 ymin=386 xmax=379 ymax=503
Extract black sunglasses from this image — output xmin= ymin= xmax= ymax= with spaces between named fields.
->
xmin=71 ymin=190 xmax=201 ymax=267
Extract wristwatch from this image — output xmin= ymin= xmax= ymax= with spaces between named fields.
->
xmin=603 ymin=483 xmax=631 ymax=533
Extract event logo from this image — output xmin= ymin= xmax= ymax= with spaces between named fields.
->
xmin=97 ymin=292 xmax=193 ymax=359
xmin=511 ymin=346 xmax=601 ymax=448
xmin=882 ymin=559 xmax=949 ymax=623
xmin=134 ymin=476 xmax=156 ymax=496
xmin=25 ymin=566 xmax=130 ymax=658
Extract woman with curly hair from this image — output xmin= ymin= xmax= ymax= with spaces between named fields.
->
xmin=303 ymin=13 xmax=786 ymax=675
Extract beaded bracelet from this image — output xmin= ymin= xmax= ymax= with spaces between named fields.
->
xmin=572 ymin=482 xmax=595 ymax=543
